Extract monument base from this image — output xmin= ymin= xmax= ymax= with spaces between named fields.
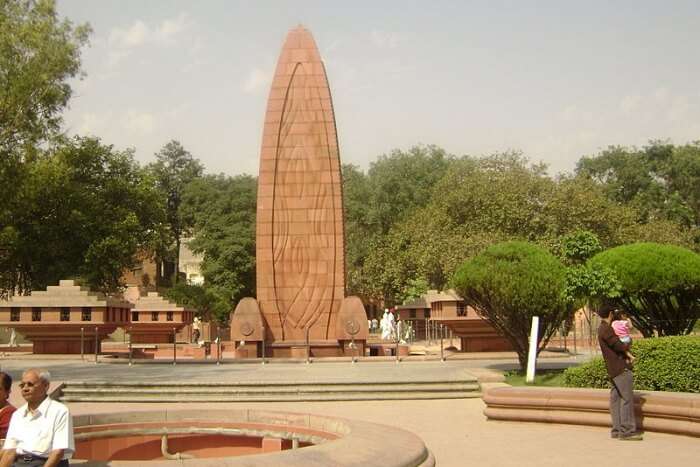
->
xmin=13 ymin=324 xmax=116 ymax=354
xmin=434 ymin=317 xmax=513 ymax=352
xmin=128 ymin=323 xmax=187 ymax=344
xmin=268 ymin=340 xmax=344 ymax=358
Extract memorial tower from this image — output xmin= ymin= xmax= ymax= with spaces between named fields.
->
xmin=231 ymin=26 xmax=367 ymax=357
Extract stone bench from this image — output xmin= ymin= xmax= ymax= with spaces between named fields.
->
xmin=483 ymin=386 xmax=700 ymax=437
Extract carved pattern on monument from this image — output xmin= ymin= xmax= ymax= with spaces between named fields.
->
xmin=257 ymin=26 xmax=344 ymax=342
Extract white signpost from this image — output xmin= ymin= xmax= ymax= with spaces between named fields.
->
xmin=526 ymin=316 xmax=540 ymax=384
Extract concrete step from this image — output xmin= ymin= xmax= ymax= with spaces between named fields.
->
xmin=58 ymin=379 xmax=481 ymax=402
xmin=60 ymin=392 xmax=481 ymax=402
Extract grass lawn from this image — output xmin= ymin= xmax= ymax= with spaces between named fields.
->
xmin=504 ymin=369 xmax=567 ymax=387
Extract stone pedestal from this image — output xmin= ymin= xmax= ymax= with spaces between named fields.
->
xmin=128 ymin=292 xmax=194 ymax=344
xmin=0 ymin=280 xmax=131 ymax=354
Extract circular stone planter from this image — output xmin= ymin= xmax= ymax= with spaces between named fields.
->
xmin=72 ymin=409 xmax=435 ymax=466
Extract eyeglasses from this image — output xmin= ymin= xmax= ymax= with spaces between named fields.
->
xmin=18 ymin=382 xmax=38 ymax=389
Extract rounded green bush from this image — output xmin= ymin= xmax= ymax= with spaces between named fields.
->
xmin=563 ymin=357 xmax=610 ymax=389
xmin=589 ymin=242 xmax=700 ymax=336
xmin=563 ymin=335 xmax=700 ymax=392
xmin=633 ymin=335 xmax=700 ymax=392
xmin=453 ymin=241 xmax=571 ymax=370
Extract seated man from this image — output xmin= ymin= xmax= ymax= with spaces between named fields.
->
xmin=0 ymin=369 xmax=74 ymax=467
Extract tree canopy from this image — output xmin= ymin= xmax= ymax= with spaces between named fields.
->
xmin=344 ymin=150 xmax=685 ymax=305
xmin=179 ymin=174 xmax=257 ymax=322
xmin=148 ymin=140 xmax=204 ymax=284
xmin=577 ymin=141 xmax=700 ymax=239
xmin=452 ymin=241 xmax=573 ymax=369
xmin=589 ymin=243 xmax=700 ymax=336
xmin=0 ymin=0 xmax=90 ymax=157
xmin=0 ymin=136 xmax=165 ymax=295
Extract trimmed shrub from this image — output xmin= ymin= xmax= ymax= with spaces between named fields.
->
xmin=563 ymin=357 xmax=609 ymax=389
xmin=589 ymin=243 xmax=700 ymax=336
xmin=633 ymin=335 xmax=700 ymax=392
xmin=563 ymin=335 xmax=700 ymax=392
xmin=453 ymin=241 xmax=572 ymax=370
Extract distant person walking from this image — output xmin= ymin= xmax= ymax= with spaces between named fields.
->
xmin=596 ymin=305 xmax=642 ymax=441
xmin=380 ymin=309 xmax=392 ymax=340
xmin=192 ymin=316 xmax=201 ymax=344
xmin=8 ymin=330 xmax=17 ymax=348
xmin=0 ymin=369 xmax=74 ymax=466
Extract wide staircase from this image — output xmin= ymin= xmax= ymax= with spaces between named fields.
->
xmin=58 ymin=377 xmax=481 ymax=403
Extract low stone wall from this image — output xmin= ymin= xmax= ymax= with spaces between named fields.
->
xmin=72 ymin=409 xmax=435 ymax=466
xmin=483 ymin=386 xmax=700 ymax=437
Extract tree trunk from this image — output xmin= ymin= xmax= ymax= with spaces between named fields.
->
xmin=174 ymin=237 xmax=181 ymax=283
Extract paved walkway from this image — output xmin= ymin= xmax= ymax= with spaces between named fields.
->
xmin=1 ymin=356 xmax=696 ymax=466
xmin=0 ymin=351 xmax=590 ymax=383
xmin=67 ymin=399 xmax=699 ymax=467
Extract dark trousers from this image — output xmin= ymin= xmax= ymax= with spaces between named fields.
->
xmin=610 ymin=369 xmax=637 ymax=436
xmin=12 ymin=454 xmax=69 ymax=466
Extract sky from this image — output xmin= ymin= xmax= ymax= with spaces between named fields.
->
xmin=57 ymin=1 xmax=700 ymax=177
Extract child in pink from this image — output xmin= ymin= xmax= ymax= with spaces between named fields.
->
xmin=612 ymin=310 xmax=636 ymax=363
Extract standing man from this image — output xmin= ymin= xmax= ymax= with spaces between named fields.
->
xmin=0 ymin=369 xmax=74 ymax=466
xmin=596 ymin=305 xmax=642 ymax=441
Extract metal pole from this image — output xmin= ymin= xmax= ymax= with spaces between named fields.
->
xmin=425 ymin=318 xmax=428 ymax=342
xmin=350 ymin=335 xmax=356 ymax=364
xmin=80 ymin=327 xmax=84 ymax=361
xmin=588 ymin=309 xmax=593 ymax=356
xmin=94 ymin=326 xmax=98 ymax=364
xmin=216 ymin=325 xmax=221 ymax=365
xmin=216 ymin=324 xmax=221 ymax=365
xmin=261 ymin=324 xmax=266 ymax=365
xmin=305 ymin=327 xmax=310 ymax=364
xmin=128 ymin=327 xmax=132 ymax=366
xmin=395 ymin=333 xmax=400 ymax=363
xmin=173 ymin=327 xmax=177 ymax=365
xmin=440 ymin=324 xmax=445 ymax=362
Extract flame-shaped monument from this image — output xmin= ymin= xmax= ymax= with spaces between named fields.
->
xmin=231 ymin=26 xmax=367 ymax=358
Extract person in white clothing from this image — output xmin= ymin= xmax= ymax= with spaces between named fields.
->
xmin=0 ymin=369 xmax=73 ymax=467
xmin=380 ymin=309 xmax=394 ymax=340
xmin=192 ymin=316 xmax=202 ymax=345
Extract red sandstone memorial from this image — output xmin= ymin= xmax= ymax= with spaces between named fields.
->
xmin=231 ymin=25 xmax=368 ymax=357
xmin=0 ymin=279 xmax=132 ymax=353
xmin=128 ymin=292 xmax=195 ymax=344
xmin=397 ymin=289 xmax=513 ymax=352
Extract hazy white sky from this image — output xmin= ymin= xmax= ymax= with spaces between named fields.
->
xmin=57 ymin=1 xmax=700 ymax=176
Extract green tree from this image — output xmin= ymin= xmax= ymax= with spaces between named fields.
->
xmin=180 ymin=174 xmax=257 ymax=323
xmin=453 ymin=241 xmax=573 ymax=370
xmin=163 ymin=282 xmax=229 ymax=324
xmin=556 ymin=230 xmax=602 ymax=265
xmin=0 ymin=0 xmax=90 ymax=295
xmin=589 ymin=243 xmax=700 ymax=336
xmin=1 ymin=136 xmax=164 ymax=294
xmin=356 ymin=153 xmax=634 ymax=304
xmin=576 ymin=141 xmax=700 ymax=245
xmin=366 ymin=145 xmax=453 ymax=234
xmin=343 ymin=145 xmax=455 ymax=300
xmin=399 ymin=277 xmax=429 ymax=305
xmin=0 ymin=0 xmax=90 ymax=158
xmin=148 ymin=140 xmax=203 ymax=284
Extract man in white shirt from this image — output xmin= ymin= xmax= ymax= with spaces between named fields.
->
xmin=0 ymin=369 xmax=73 ymax=467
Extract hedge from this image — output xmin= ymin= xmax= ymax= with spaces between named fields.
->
xmin=563 ymin=335 xmax=700 ymax=393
